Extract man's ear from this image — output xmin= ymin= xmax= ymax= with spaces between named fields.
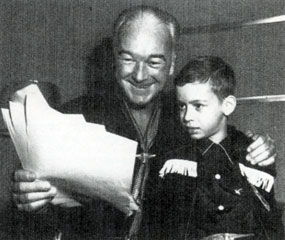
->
xmin=222 ymin=95 xmax=236 ymax=116
xmin=169 ymin=52 xmax=176 ymax=76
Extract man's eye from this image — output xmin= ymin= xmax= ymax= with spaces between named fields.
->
xmin=148 ymin=60 xmax=164 ymax=68
xmin=121 ymin=58 xmax=134 ymax=63
xmin=118 ymin=55 xmax=134 ymax=64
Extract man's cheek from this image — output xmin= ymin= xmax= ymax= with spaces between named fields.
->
xmin=116 ymin=64 xmax=129 ymax=78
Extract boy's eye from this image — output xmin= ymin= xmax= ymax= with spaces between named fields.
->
xmin=194 ymin=104 xmax=204 ymax=110
xmin=178 ymin=103 xmax=186 ymax=110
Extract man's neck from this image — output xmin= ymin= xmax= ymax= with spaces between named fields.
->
xmin=129 ymin=101 xmax=156 ymax=135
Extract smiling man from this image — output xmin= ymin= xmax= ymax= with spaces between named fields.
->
xmin=11 ymin=5 xmax=276 ymax=240
xmin=114 ymin=13 xmax=175 ymax=107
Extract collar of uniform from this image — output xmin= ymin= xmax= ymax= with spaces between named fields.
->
xmin=196 ymin=125 xmax=238 ymax=156
xmin=196 ymin=138 xmax=215 ymax=156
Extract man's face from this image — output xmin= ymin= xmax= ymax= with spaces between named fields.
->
xmin=176 ymin=82 xmax=226 ymax=142
xmin=114 ymin=19 xmax=175 ymax=107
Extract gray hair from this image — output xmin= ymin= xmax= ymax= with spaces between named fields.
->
xmin=113 ymin=5 xmax=180 ymax=50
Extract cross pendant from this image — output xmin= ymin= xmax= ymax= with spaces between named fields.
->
xmin=136 ymin=152 xmax=156 ymax=163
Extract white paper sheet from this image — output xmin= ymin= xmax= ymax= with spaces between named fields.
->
xmin=2 ymin=83 xmax=138 ymax=214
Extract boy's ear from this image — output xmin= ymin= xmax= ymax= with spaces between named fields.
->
xmin=222 ymin=95 xmax=236 ymax=116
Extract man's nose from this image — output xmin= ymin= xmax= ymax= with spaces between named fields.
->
xmin=132 ymin=62 xmax=148 ymax=82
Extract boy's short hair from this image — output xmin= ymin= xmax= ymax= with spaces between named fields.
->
xmin=175 ymin=56 xmax=236 ymax=100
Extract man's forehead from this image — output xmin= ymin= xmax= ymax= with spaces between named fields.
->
xmin=118 ymin=14 xmax=171 ymax=43
xmin=117 ymin=22 xmax=172 ymax=55
xmin=131 ymin=13 xmax=164 ymax=28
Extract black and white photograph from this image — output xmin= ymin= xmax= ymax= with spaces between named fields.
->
xmin=0 ymin=1 xmax=284 ymax=239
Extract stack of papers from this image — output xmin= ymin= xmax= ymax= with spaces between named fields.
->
xmin=1 ymin=83 xmax=138 ymax=215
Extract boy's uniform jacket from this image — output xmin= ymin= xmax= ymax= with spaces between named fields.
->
xmin=161 ymin=126 xmax=283 ymax=240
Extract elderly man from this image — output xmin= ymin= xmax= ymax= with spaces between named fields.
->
xmin=12 ymin=5 xmax=275 ymax=240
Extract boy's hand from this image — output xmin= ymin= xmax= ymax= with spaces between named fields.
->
xmin=246 ymin=130 xmax=276 ymax=166
xmin=12 ymin=169 xmax=57 ymax=212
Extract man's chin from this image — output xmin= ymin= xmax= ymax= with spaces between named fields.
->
xmin=125 ymin=93 xmax=159 ymax=109
xmin=126 ymin=98 xmax=152 ymax=109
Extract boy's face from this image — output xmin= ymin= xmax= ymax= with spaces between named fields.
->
xmin=176 ymin=81 xmax=228 ymax=142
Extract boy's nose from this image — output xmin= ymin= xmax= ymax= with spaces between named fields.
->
xmin=183 ymin=107 xmax=194 ymax=122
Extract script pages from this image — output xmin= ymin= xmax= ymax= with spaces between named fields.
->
xmin=1 ymin=83 xmax=138 ymax=215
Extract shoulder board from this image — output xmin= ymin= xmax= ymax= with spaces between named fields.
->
xmin=159 ymin=159 xmax=197 ymax=178
xmin=239 ymin=163 xmax=274 ymax=192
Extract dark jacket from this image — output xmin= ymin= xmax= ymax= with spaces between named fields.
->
xmin=160 ymin=126 xmax=283 ymax=240
xmin=20 ymin=87 xmax=191 ymax=240
xmin=160 ymin=142 xmax=199 ymax=240
xmin=193 ymin=126 xmax=283 ymax=240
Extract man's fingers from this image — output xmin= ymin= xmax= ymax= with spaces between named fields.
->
xmin=257 ymin=154 xmax=276 ymax=167
xmin=245 ymin=130 xmax=254 ymax=139
xmin=247 ymin=135 xmax=266 ymax=152
xmin=247 ymin=150 xmax=270 ymax=165
xmin=14 ymin=170 xmax=37 ymax=182
xmin=246 ymin=133 xmax=275 ymax=165
xmin=16 ymin=199 xmax=52 ymax=212
xmin=247 ymin=134 xmax=274 ymax=152
xmin=13 ymin=187 xmax=57 ymax=204
xmin=13 ymin=186 xmax=57 ymax=212
xmin=13 ymin=180 xmax=51 ymax=193
xmin=246 ymin=142 xmax=273 ymax=160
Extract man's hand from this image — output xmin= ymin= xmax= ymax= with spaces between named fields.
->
xmin=12 ymin=170 xmax=57 ymax=212
xmin=246 ymin=131 xmax=276 ymax=167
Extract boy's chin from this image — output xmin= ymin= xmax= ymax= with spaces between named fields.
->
xmin=188 ymin=133 xmax=204 ymax=140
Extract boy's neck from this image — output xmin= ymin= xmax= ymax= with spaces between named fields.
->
xmin=208 ymin=122 xmax=228 ymax=144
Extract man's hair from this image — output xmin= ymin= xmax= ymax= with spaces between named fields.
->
xmin=175 ymin=56 xmax=236 ymax=100
xmin=113 ymin=5 xmax=180 ymax=50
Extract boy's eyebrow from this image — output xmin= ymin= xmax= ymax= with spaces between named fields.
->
xmin=176 ymin=99 xmax=208 ymax=105
xmin=178 ymin=99 xmax=208 ymax=104
xmin=190 ymin=100 xmax=208 ymax=103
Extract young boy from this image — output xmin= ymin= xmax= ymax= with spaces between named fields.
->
xmin=160 ymin=56 xmax=283 ymax=239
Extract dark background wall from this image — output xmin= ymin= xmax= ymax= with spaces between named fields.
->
xmin=0 ymin=0 xmax=284 ymax=234
xmin=1 ymin=0 xmax=284 ymax=102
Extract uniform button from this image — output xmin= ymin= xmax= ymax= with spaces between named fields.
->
xmin=215 ymin=174 xmax=221 ymax=180
xmin=218 ymin=205 xmax=224 ymax=211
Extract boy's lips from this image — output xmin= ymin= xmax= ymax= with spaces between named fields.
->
xmin=185 ymin=126 xmax=200 ymax=133
xmin=185 ymin=126 xmax=200 ymax=130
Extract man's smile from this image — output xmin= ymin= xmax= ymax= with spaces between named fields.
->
xmin=126 ymin=80 xmax=154 ymax=91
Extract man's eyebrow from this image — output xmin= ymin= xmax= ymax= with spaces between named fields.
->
xmin=117 ymin=50 xmax=132 ymax=56
xmin=117 ymin=51 xmax=167 ymax=62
